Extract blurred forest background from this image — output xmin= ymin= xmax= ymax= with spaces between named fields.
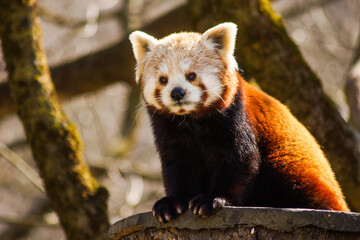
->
xmin=0 ymin=0 xmax=360 ymax=239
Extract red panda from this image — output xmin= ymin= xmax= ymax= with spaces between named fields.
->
xmin=129 ymin=22 xmax=349 ymax=223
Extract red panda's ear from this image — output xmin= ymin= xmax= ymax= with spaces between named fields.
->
xmin=129 ymin=31 xmax=158 ymax=62
xmin=202 ymin=22 xmax=237 ymax=55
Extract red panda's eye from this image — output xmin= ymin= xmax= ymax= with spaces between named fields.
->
xmin=159 ymin=76 xmax=168 ymax=85
xmin=186 ymin=72 xmax=196 ymax=81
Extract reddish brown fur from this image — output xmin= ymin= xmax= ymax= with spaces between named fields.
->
xmin=241 ymin=80 xmax=349 ymax=211
xmin=197 ymin=82 xmax=208 ymax=107
xmin=154 ymin=88 xmax=163 ymax=107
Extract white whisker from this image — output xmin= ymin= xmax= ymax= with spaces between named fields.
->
xmin=135 ymin=102 xmax=147 ymax=114
xmin=149 ymin=109 xmax=157 ymax=121
xmin=200 ymin=83 xmax=229 ymax=94
xmin=136 ymin=101 xmax=145 ymax=108
xmin=132 ymin=102 xmax=148 ymax=128
xmin=214 ymin=92 xmax=226 ymax=105
xmin=177 ymin=116 xmax=186 ymax=127
xmin=159 ymin=108 xmax=167 ymax=114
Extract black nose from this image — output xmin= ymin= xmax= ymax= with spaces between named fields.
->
xmin=170 ymin=87 xmax=185 ymax=101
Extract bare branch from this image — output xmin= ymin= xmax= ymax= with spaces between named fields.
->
xmin=0 ymin=141 xmax=44 ymax=192
xmin=0 ymin=5 xmax=190 ymax=118
xmin=274 ymin=0 xmax=339 ymax=19
xmin=0 ymin=0 xmax=109 ymax=239
xmin=38 ymin=4 xmax=126 ymax=29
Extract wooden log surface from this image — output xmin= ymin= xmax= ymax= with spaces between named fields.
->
xmin=109 ymin=207 xmax=360 ymax=240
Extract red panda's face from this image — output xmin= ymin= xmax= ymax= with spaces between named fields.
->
xmin=141 ymin=35 xmax=228 ymax=115
xmin=130 ymin=23 xmax=239 ymax=116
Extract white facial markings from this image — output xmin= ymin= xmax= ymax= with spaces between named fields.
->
xmin=161 ymin=81 xmax=177 ymax=108
xmin=198 ymin=67 xmax=223 ymax=106
xmin=158 ymin=62 xmax=169 ymax=76
xmin=183 ymin=82 xmax=201 ymax=104
xmin=160 ymin=72 xmax=200 ymax=114
xmin=143 ymin=75 xmax=163 ymax=109
xmin=170 ymin=102 xmax=196 ymax=115
xmin=179 ymin=58 xmax=193 ymax=73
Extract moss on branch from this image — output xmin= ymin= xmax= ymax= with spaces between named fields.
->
xmin=0 ymin=0 xmax=109 ymax=239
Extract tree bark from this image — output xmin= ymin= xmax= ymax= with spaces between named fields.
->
xmin=108 ymin=208 xmax=360 ymax=240
xmin=0 ymin=1 xmax=109 ymax=239
xmin=189 ymin=0 xmax=360 ymax=211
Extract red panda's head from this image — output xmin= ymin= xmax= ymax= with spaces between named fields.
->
xmin=129 ymin=23 xmax=239 ymax=116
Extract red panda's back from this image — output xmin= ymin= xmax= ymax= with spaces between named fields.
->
xmin=242 ymin=81 xmax=349 ymax=211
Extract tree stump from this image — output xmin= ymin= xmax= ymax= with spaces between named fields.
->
xmin=108 ymin=207 xmax=360 ymax=239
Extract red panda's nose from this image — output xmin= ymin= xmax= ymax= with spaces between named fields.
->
xmin=170 ymin=87 xmax=185 ymax=101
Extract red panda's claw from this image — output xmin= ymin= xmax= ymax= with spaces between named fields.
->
xmin=152 ymin=196 xmax=188 ymax=223
xmin=189 ymin=194 xmax=221 ymax=217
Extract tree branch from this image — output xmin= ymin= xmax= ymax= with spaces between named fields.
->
xmin=0 ymin=141 xmax=44 ymax=192
xmin=38 ymin=4 xmax=126 ymax=29
xmin=0 ymin=0 xmax=109 ymax=239
xmin=0 ymin=5 xmax=190 ymax=118
xmin=275 ymin=0 xmax=339 ymax=19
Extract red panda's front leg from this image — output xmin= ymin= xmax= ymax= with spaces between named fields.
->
xmin=189 ymin=146 xmax=261 ymax=217
xmin=151 ymin=118 xmax=204 ymax=223
xmin=152 ymin=159 xmax=199 ymax=223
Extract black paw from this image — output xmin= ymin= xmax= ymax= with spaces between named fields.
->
xmin=152 ymin=196 xmax=188 ymax=223
xmin=189 ymin=194 xmax=228 ymax=217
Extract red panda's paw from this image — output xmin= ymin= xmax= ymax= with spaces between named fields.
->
xmin=189 ymin=194 xmax=229 ymax=217
xmin=152 ymin=196 xmax=188 ymax=223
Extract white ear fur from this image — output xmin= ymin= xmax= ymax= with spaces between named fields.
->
xmin=202 ymin=22 xmax=237 ymax=55
xmin=129 ymin=31 xmax=158 ymax=62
